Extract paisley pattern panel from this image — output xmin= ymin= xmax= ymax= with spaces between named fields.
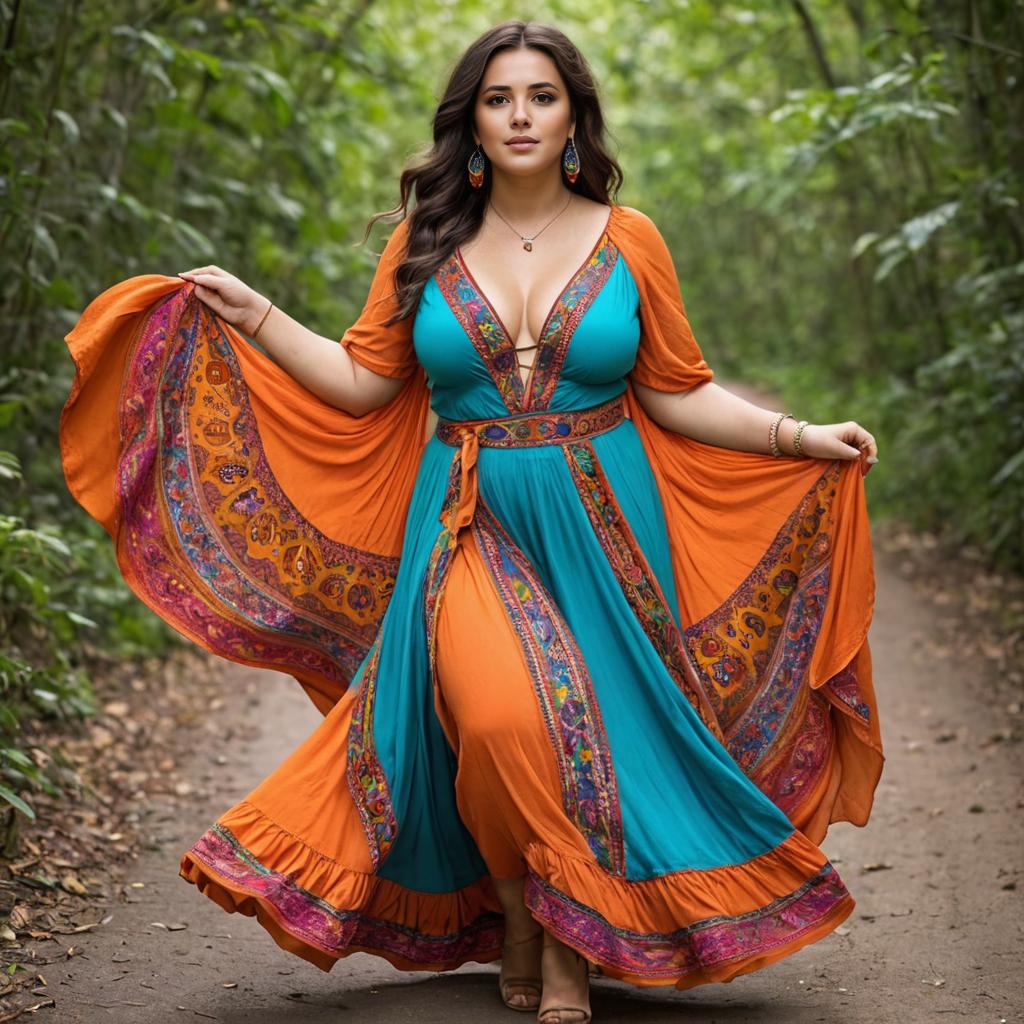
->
xmin=683 ymin=463 xmax=873 ymax=818
xmin=118 ymin=290 xmax=397 ymax=690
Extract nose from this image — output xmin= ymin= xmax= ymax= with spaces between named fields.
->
xmin=510 ymin=100 xmax=530 ymax=127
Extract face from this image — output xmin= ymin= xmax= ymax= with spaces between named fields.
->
xmin=472 ymin=47 xmax=575 ymax=180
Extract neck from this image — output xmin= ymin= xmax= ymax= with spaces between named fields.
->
xmin=486 ymin=172 xmax=574 ymax=230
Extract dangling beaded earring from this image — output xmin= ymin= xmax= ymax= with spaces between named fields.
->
xmin=562 ymin=136 xmax=580 ymax=185
xmin=467 ymin=143 xmax=485 ymax=189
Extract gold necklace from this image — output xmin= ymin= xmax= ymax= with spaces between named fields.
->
xmin=487 ymin=193 xmax=574 ymax=251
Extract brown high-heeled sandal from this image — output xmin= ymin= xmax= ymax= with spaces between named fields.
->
xmin=499 ymin=926 xmax=544 ymax=1011
xmin=538 ymin=935 xmax=592 ymax=1023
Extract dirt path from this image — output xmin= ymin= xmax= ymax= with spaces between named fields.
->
xmin=54 ymin=535 xmax=1022 ymax=1024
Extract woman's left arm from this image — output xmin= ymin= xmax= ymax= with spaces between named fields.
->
xmin=632 ymin=379 xmax=879 ymax=467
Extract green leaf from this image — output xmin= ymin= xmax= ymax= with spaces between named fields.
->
xmin=0 ymin=784 xmax=36 ymax=819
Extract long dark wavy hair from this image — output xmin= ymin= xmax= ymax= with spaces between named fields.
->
xmin=363 ymin=19 xmax=625 ymax=327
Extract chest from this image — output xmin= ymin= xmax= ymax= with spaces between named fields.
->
xmin=414 ymin=237 xmax=641 ymax=413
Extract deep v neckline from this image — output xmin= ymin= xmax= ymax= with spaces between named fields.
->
xmin=454 ymin=205 xmax=615 ymax=409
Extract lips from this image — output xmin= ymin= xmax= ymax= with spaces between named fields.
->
xmin=506 ymin=136 xmax=538 ymax=144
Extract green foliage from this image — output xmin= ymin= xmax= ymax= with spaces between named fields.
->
xmin=0 ymin=0 xmax=1020 ymax=826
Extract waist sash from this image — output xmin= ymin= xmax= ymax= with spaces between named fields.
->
xmin=432 ymin=396 xmax=625 ymax=534
xmin=435 ymin=395 xmax=625 ymax=450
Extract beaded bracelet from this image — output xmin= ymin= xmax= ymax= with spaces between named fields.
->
xmin=251 ymin=298 xmax=274 ymax=341
xmin=769 ymin=412 xmax=795 ymax=458
xmin=792 ymin=419 xmax=810 ymax=456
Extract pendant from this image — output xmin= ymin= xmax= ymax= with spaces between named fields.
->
xmin=523 ymin=240 xmax=533 ymax=251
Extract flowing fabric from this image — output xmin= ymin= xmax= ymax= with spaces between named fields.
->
xmin=60 ymin=203 xmax=883 ymax=989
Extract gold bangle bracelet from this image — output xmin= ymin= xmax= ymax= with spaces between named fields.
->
xmin=792 ymin=419 xmax=810 ymax=457
xmin=251 ymin=299 xmax=274 ymax=341
xmin=769 ymin=412 xmax=794 ymax=458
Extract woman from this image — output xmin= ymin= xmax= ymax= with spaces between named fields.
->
xmin=60 ymin=20 xmax=884 ymax=1024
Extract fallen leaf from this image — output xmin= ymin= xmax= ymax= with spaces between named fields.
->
xmin=60 ymin=874 xmax=87 ymax=896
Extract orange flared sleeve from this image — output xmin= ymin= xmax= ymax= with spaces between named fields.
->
xmin=613 ymin=205 xmax=715 ymax=393
xmin=60 ymin=220 xmax=430 ymax=715
xmin=339 ymin=217 xmax=421 ymax=380
xmin=611 ymin=204 xmax=884 ymax=845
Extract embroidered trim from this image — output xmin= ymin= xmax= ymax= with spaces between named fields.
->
xmin=525 ymin=859 xmax=851 ymax=981
xmin=564 ymin=442 xmax=724 ymax=741
xmin=186 ymin=823 xmax=504 ymax=963
xmin=528 ymin=238 xmax=618 ymax=409
xmin=118 ymin=289 xmax=396 ymax=688
xmin=423 ymin=454 xmax=465 ymax=684
xmin=435 ymin=396 xmax=624 ymax=449
xmin=472 ymin=503 xmax=626 ymax=876
xmin=345 ymin=636 xmax=397 ymax=869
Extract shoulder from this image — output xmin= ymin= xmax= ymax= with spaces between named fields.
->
xmin=610 ymin=204 xmax=664 ymax=241
xmin=609 ymin=204 xmax=675 ymax=272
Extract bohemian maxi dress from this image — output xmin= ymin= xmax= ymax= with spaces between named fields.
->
xmin=59 ymin=202 xmax=884 ymax=990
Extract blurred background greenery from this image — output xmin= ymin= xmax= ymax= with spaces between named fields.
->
xmin=0 ymin=0 xmax=1020 ymax=830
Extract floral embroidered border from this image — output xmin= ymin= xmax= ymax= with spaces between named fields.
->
xmin=345 ymin=636 xmax=397 ymax=869
xmin=525 ymin=858 xmax=851 ymax=981
xmin=186 ymin=821 xmax=504 ymax=964
xmin=527 ymin=236 xmax=618 ymax=410
xmin=118 ymin=289 xmax=397 ymax=689
xmin=564 ymin=441 xmax=724 ymax=742
xmin=435 ymin=395 xmax=624 ymax=449
xmin=682 ymin=463 xmax=873 ymax=818
xmin=472 ymin=503 xmax=626 ymax=876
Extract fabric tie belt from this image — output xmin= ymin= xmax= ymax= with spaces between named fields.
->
xmin=434 ymin=395 xmax=626 ymax=532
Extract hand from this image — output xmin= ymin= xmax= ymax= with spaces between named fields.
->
xmin=796 ymin=421 xmax=879 ymax=473
xmin=176 ymin=265 xmax=267 ymax=334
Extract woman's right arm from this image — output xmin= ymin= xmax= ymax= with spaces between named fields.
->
xmin=176 ymin=265 xmax=404 ymax=416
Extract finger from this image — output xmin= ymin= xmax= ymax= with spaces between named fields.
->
xmin=193 ymin=283 xmax=221 ymax=305
xmin=857 ymin=433 xmax=879 ymax=460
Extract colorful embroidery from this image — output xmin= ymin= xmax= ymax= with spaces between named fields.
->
xmin=684 ymin=464 xmax=873 ymax=818
xmin=345 ymin=637 xmax=397 ymax=869
xmin=422 ymin=454 xmax=465 ymax=689
xmin=472 ymin=503 xmax=626 ymax=876
xmin=435 ymin=232 xmax=617 ymax=414
xmin=435 ymin=395 xmax=624 ymax=449
xmin=118 ymin=289 xmax=397 ymax=690
xmin=187 ymin=821 xmax=504 ymax=963
xmin=525 ymin=858 xmax=851 ymax=981
xmin=434 ymin=256 xmax=522 ymax=413
xmin=564 ymin=442 xmax=724 ymax=742
xmin=527 ymin=236 xmax=618 ymax=409
xmin=826 ymin=662 xmax=872 ymax=721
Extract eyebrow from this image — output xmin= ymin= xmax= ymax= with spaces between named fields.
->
xmin=482 ymin=81 xmax=560 ymax=94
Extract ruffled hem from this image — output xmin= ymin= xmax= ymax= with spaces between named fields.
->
xmin=179 ymin=800 xmax=852 ymax=988
xmin=178 ymin=799 xmax=504 ymax=973
xmin=522 ymin=833 xmax=853 ymax=989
